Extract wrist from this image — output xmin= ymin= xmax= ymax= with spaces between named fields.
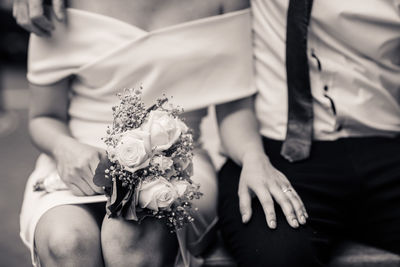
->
xmin=241 ymin=145 xmax=270 ymax=166
xmin=51 ymin=135 xmax=75 ymax=158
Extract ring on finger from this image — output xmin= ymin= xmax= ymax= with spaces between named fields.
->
xmin=282 ymin=186 xmax=293 ymax=193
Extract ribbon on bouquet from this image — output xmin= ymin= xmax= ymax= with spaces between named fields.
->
xmin=174 ymin=211 xmax=218 ymax=267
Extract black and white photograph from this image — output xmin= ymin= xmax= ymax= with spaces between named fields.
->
xmin=1 ymin=0 xmax=400 ymax=266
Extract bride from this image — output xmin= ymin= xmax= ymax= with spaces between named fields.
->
xmin=19 ymin=0 xmax=255 ymax=266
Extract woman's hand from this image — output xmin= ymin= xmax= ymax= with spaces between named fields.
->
xmin=13 ymin=0 xmax=65 ymax=36
xmin=238 ymin=151 xmax=308 ymax=229
xmin=53 ymin=136 xmax=105 ymax=196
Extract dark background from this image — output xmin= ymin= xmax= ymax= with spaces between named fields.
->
xmin=0 ymin=0 xmax=39 ymax=266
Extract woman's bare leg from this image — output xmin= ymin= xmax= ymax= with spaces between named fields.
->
xmin=35 ymin=204 xmax=104 ymax=267
xmin=191 ymin=152 xmax=218 ymax=224
xmin=101 ymin=216 xmax=177 ymax=267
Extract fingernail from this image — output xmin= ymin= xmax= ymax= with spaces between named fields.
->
xmin=292 ymin=219 xmax=299 ymax=228
xmin=305 ymin=212 xmax=309 ymax=219
xmin=269 ymin=220 xmax=277 ymax=229
xmin=299 ymin=215 xmax=306 ymax=224
xmin=242 ymin=214 xmax=249 ymax=223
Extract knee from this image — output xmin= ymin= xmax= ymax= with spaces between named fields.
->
xmin=101 ymin=217 xmax=169 ymax=267
xmin=101 ymin=217 xmax=140 ymax=254
xmin=46 ymin=226 xmax=99 ymax=261
xmin=34 ymin=205 xmax=102 ymax=266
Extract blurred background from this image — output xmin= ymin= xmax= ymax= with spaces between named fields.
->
xmin=1 ymin=1 xmax=400 ymax=267
xmin=0 ymin=0 xmax=39 ymax=266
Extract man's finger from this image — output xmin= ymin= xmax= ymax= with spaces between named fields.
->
xmin=15 ymin=1 xmax=50 ymax=36
xmin=52 ymin=0 xmax=65 ymax=21
xmin=238 ymin=185 xmax=252 ymax=223
xmin=31 ymin=15 xmax=54 ymax=32
xmin=28 ymin=0 xmax=44 ymax=18
xmin=29 ymin=0 xmax=54 ymax=32
xmin=18 ymin=18 xmax=48 ymax=36
xmin=12 ymin=1 xmax=18 ymax=17
xmin=254 ymin=187 xmax=276 ymax=229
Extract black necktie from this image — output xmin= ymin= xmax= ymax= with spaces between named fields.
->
xmin=280 ymin=0 xmax=314 ymax=162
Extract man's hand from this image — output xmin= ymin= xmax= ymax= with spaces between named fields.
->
xmin=238 ymin=151 xmax=308 ymax=229
xmin=13 ymin=0 xmax=65 ymax=36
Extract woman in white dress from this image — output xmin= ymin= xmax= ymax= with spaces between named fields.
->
xmin=19 ymin=0 xmax=255 ymax=266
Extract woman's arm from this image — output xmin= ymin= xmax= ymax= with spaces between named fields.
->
xmin=29 ymin=79 xmax=70 ymax=155
xmin=216 ymin=96 xmax=308 ymax=229
xmin=29 ymin=79 xmax=104 ymax=196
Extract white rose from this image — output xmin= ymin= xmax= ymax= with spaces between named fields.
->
xmin=143 ymin=110 xmax=188 ymax=152
xmin=152 ymin=155 xmax=174 ymax=172
xmin=114 ymin=129 xmax=152 ymax=173
xmin=170 ymin=178 xmax=190 ymax=197
xmin=138 ymin=178 xmax=178 ymax=211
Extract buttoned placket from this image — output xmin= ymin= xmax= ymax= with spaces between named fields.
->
xmin=308 ymin=35 xmax=344 ymax=134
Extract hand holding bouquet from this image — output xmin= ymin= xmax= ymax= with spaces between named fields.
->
xmin=35 ymin=88 xmax=202 ymax=230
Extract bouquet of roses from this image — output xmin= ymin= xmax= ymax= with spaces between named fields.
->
xmin=35 ymin=88 xmax=202 ymax=230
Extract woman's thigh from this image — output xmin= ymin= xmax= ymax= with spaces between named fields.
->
xmin=191 ymin=150 xmax=218 ymax=223
xmin=35 ymin=203 xmax=104 ymax=266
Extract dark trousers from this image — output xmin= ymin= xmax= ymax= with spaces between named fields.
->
xmin=218 ymin=136 xmax=400 ymax=267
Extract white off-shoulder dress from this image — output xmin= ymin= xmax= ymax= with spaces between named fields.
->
xmin=20 ymin=8 xmax=255 ymax=267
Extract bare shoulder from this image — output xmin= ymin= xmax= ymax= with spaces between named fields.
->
xmin=221 ymin=0 xmax=250 ymax=13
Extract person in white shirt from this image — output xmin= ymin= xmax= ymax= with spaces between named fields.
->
xmin=217 ymin=0 xmax=400 ymax=266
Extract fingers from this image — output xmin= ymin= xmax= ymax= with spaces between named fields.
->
xmin=271 ymin=170 xmax=309 ymax=227
xmin=238 ymin=184 xmax=252 ymax=223
xmin=285 ymin=189 xmax=307 ymax=225
xmin=290 ymin=190 xmax=308 ymax=222
xmin=295 ymin=191 xmax=309 ymax=218
xmin=52 ymin=0 xmax=65 ymax=21
xmin=86 ymin=160 xmax=104 ymax=194
xmin=253 ymin=187 xmax=276 ymax=229
xmin=12 ymin=1 xmax=17 ymax=17
xmin=88 ymin=150 xmax=106 ymax=173
xmin=88 ymin=152 xmax=106 ymax=194
xmin=71 ymin=177 xmax=96 ymax=196
xmin=69 ymin=183 xmax=85 ymax=196
xmin=58 ymin=166 xmax=97 ymax=196
xmin=13 ymin=0 xmax=50 ymax=36
xmin=269 ymin=183 xmax=300 ymax=228
xmin=29 ymin=0 xmax=55 ymax=32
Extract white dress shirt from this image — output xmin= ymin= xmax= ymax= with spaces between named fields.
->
xmin=252 ymin=0 xmax=400 ymax=140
